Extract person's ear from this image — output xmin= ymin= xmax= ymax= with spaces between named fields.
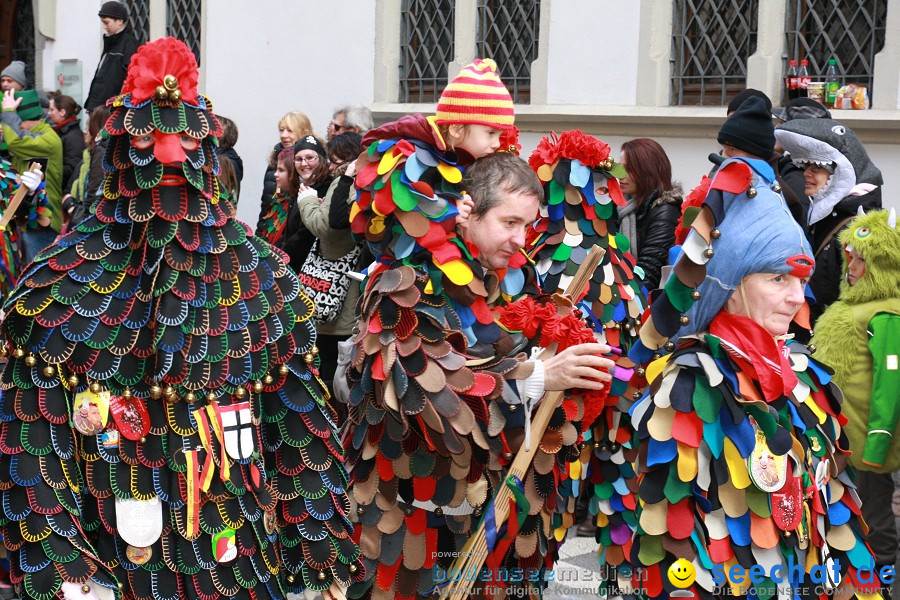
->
xmin=447 ymin=124 xmax=466 ymax=145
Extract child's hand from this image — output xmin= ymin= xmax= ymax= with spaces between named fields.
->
xmin=1 ymin=90 xmax=22 ymax=111
xmin=455 ymin=193 xmax=474 ymax=225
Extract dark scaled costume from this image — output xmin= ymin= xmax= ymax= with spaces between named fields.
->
xmin=344 ymin=121 xmax=604 ymax=597
xmin=626 ymin=158 xmax=883 ymax=600
xmin=525 ymin=131 xmax=648 ymax=591
xmin=0 ymin=38 xmax=362 ymax=600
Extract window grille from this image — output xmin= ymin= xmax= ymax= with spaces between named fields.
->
xmin=12 ymin=0 xmax=35 ymax=87
xmin=671 ymin=0 xmax=759 ymax=106
xmin=167 ymin=0 xmax=202 ymax=63
xmin=784 ymin=0 xmax=887 ymax=103
xmin=125 ymin=0 xmax=151 ymax=46
xmin=399 ymin=0 xmax=455 ymax=103
xmin=476 ymin=0 xmax=540 ymax=104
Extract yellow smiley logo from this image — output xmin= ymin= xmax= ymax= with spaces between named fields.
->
xmin=667 ymin=558 xmax=696 ymax=589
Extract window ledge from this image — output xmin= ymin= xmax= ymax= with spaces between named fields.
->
xmin=370 ymin=103 xmax=900 ymax=144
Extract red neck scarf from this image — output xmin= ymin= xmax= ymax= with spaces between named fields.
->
xmin=53 ymin=116 xmax=78 ymax=132
xmin=709 ymin=311 xmax=798 ymax=402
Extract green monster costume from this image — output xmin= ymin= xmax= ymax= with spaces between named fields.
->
xmin=812 ymin=208 xmax=900 ymax=473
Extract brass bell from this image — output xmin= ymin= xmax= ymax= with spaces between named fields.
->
xmin=0 ymin=346 xmax=7 ymax=357
xmin=234 ymin=387 xmax=246 ymax=398
xmin=139 ymin=437 xmax=146 ymax=443
xmin=163 ymin=74 xmax=178 ymax=91
xmin=508 ymin=404 xmax=517 ymax=412
xmin=163 ymin=385 xmax=175 ymax=398
xmin=503 ymin=452 xmax=513 ymax=460
xmin=679 ymin=315 xmax=690 ymax=325
xmin=473 ymin=507 xmax=482 ymax=517
xmin=82 ymin=585 xmax=92 ymax=594
xmin=206 ymin=391 xmax=217 ymax=402
xmin=68 ymin=374 xmax=80 ymax=387
xmin=636 ymin=367 xmax=646 ymax=377
xmin=710 ymin=229 xmax=721 ymax=239
xmin=311 ymin=345 xmax=319 ymax=356
xmin=593 ymin=442 xmax=601 ymax=448
xmin=122 ymin=388 xmax=132 ymax=400
xmin=43 ymin=365 xmax=56 ymax=377
xmin=807 ymin=344 xmax=816 ymax=354
xmin=664 ymin=341 xmax=676 ymax=352
xmin=185 ymin=392 xmax=196 ymax=403
xmin=632 ymin=391 xmax=642 ymax=400
xmin=286 ymin=575 xmax=295 ymax=584
xmin=169 ymin=89 xmax=182 ymax=102
xmin=24 ymin=354 xmax=36 ymax=367
xmin=118 ymin=583 xmax=124 ymax=590
xmin=349 ymin=564 xmax=358 ymax=574
xmin=12 ymin=347 xmax=24 ymax=359
xmin=279 ymin=364 xmax=289 ymax=375
xmin=356 ymin=506 xmax=365 ymax=516
xmin=252 ymin=381 xmax=264 ymax=393
xmin=434 ymin=507 xmax=443 ymax=516
xmin=747 ymin=188 xmax=757 ymax=198
xmin=89 ymin=381 xmax=102 ymax=394
xmin=316 ymin=571 xmax=327 ymax=580
xmin=263 ymin=374 xmax=274 ymax=385
xmin=690 ymin=290 xmax=701 ymax=301
xmin=704 ymin=248 xmax=715 ymax=259
xmin=304 ymin=353 xmax=314 ymax=363
xmin=149 ymin=384 xmax=163 ymax=399
xmin=154 ymin=85 xmax=168 ymax=101
xmin=651 ymin=353 xmax=661 ymax=361
xmin=773 ymin=183 xmax=782 ymax=192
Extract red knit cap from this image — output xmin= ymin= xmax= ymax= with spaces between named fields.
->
xmin=435 ymin=58 xmax=515 ymax=130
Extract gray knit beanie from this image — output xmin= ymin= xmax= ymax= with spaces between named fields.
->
xmin=0 ymin=61 xmax=27 ymax=87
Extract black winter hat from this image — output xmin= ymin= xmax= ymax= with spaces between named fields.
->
xmin=717 ymin=96 xmax=775 ymax=159
xmin=98 ymin=1 xmax=128 ymax=20
xmin=293 ymin=135 xmax=326 ymax=158
xmin=726 ymin=88 xmax=772 ymax=115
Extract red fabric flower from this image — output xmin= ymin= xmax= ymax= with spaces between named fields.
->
xmin=527 ymin=130 xmax=612 ymax=171
xmin=122 ymin=37 xmax=200 ymax=104
xmin=675 ymin=174 xmax=712 ymax=245
xmin=499 ymin=126 xmax=522 ymax=156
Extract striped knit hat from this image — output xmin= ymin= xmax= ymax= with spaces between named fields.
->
xmin=435 ymin=58 xmax=515 ymax=130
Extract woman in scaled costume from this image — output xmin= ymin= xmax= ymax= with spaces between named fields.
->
xmin=0 ymin=38 xmax=362 ymax=600
xmin=624 ymin=156 xmax=883 ymax=599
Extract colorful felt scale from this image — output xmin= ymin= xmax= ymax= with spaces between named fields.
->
xmin=525 ymin=131 xmax=647 ymax=590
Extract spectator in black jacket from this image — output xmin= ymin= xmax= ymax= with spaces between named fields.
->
xmin=47 ymin=94 xmax=85 ymax=192
xmin=616 ymin=138 xmax=683 ymax=291
xmin=84 ymin=1 xmax=138 ymax=112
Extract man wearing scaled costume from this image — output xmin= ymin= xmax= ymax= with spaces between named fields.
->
xmin=624 ymin=149 xmax=884 ymax=598
xmin=0 ymin=38 xmax=362 ymax=600
xmin=525 ymin=131 xmax=647 ymax=585
xmin=344 ymin=139 xmax=616 ymax=599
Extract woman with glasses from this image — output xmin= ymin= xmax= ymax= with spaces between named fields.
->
xmin=278 ymin=135 xmax=333 ymax=271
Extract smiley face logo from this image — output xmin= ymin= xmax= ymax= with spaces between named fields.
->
xmin=667 ymin=558 xmax=696 ymax=589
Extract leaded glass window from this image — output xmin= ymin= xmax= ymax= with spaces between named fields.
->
xmin=671 ymin=0 xmax=759 ymax=106
xmin=784 ymin=0 xmax=888 ymax=103
xmin=399 ymin=0 xmax=455 ymax=103
xmin=476 ymin=0 xmax=540 ymax=104
xmin=167 ymin=0 xmax=202 ymax=63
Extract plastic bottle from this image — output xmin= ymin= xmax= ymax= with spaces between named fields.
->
xmin=825 ymin=59 xmax=840 ymax=108
xmin=786 ymin=59 xmax=799 ymax=101
xmin=797 ymin=60 xmax=811 ymax=97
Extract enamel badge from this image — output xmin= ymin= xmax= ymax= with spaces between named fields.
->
xmin=748 ymin=429 xmax=787 ymax=492
xmin=72 ymin=390 xmax=110 ymax=435
xmin=220 ymin=401 xmax=255 ymax=461
xmin=115 ymin=497 xmax=163 ymax=547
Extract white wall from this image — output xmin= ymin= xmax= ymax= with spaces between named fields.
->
xmin=546 ymin=0 xmax=640 ymax=105
xmin=203 ymin=0 xmax=377 ymax=226
xmin=38 ymin=0 xmax=104 ymax=106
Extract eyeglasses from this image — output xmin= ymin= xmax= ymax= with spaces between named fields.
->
xmin=294 ymin=155 xmax=320 ymax=164
xmin=328 ymin=121 xmax=346 ymax=132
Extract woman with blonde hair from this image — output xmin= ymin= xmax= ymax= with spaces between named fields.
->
xmin=257 ymin=110 xmax=315 ymax=231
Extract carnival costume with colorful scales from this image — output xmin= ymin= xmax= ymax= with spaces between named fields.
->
xmin=526 ymin=131 xmax=647 ymax=587
xmin=343 ymin=61 xmax=607 ymax=599
xmin=0 ymin=38 xmax=362 ymax=600
xmin=624 ymin=157 xmax=883 ymax=599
